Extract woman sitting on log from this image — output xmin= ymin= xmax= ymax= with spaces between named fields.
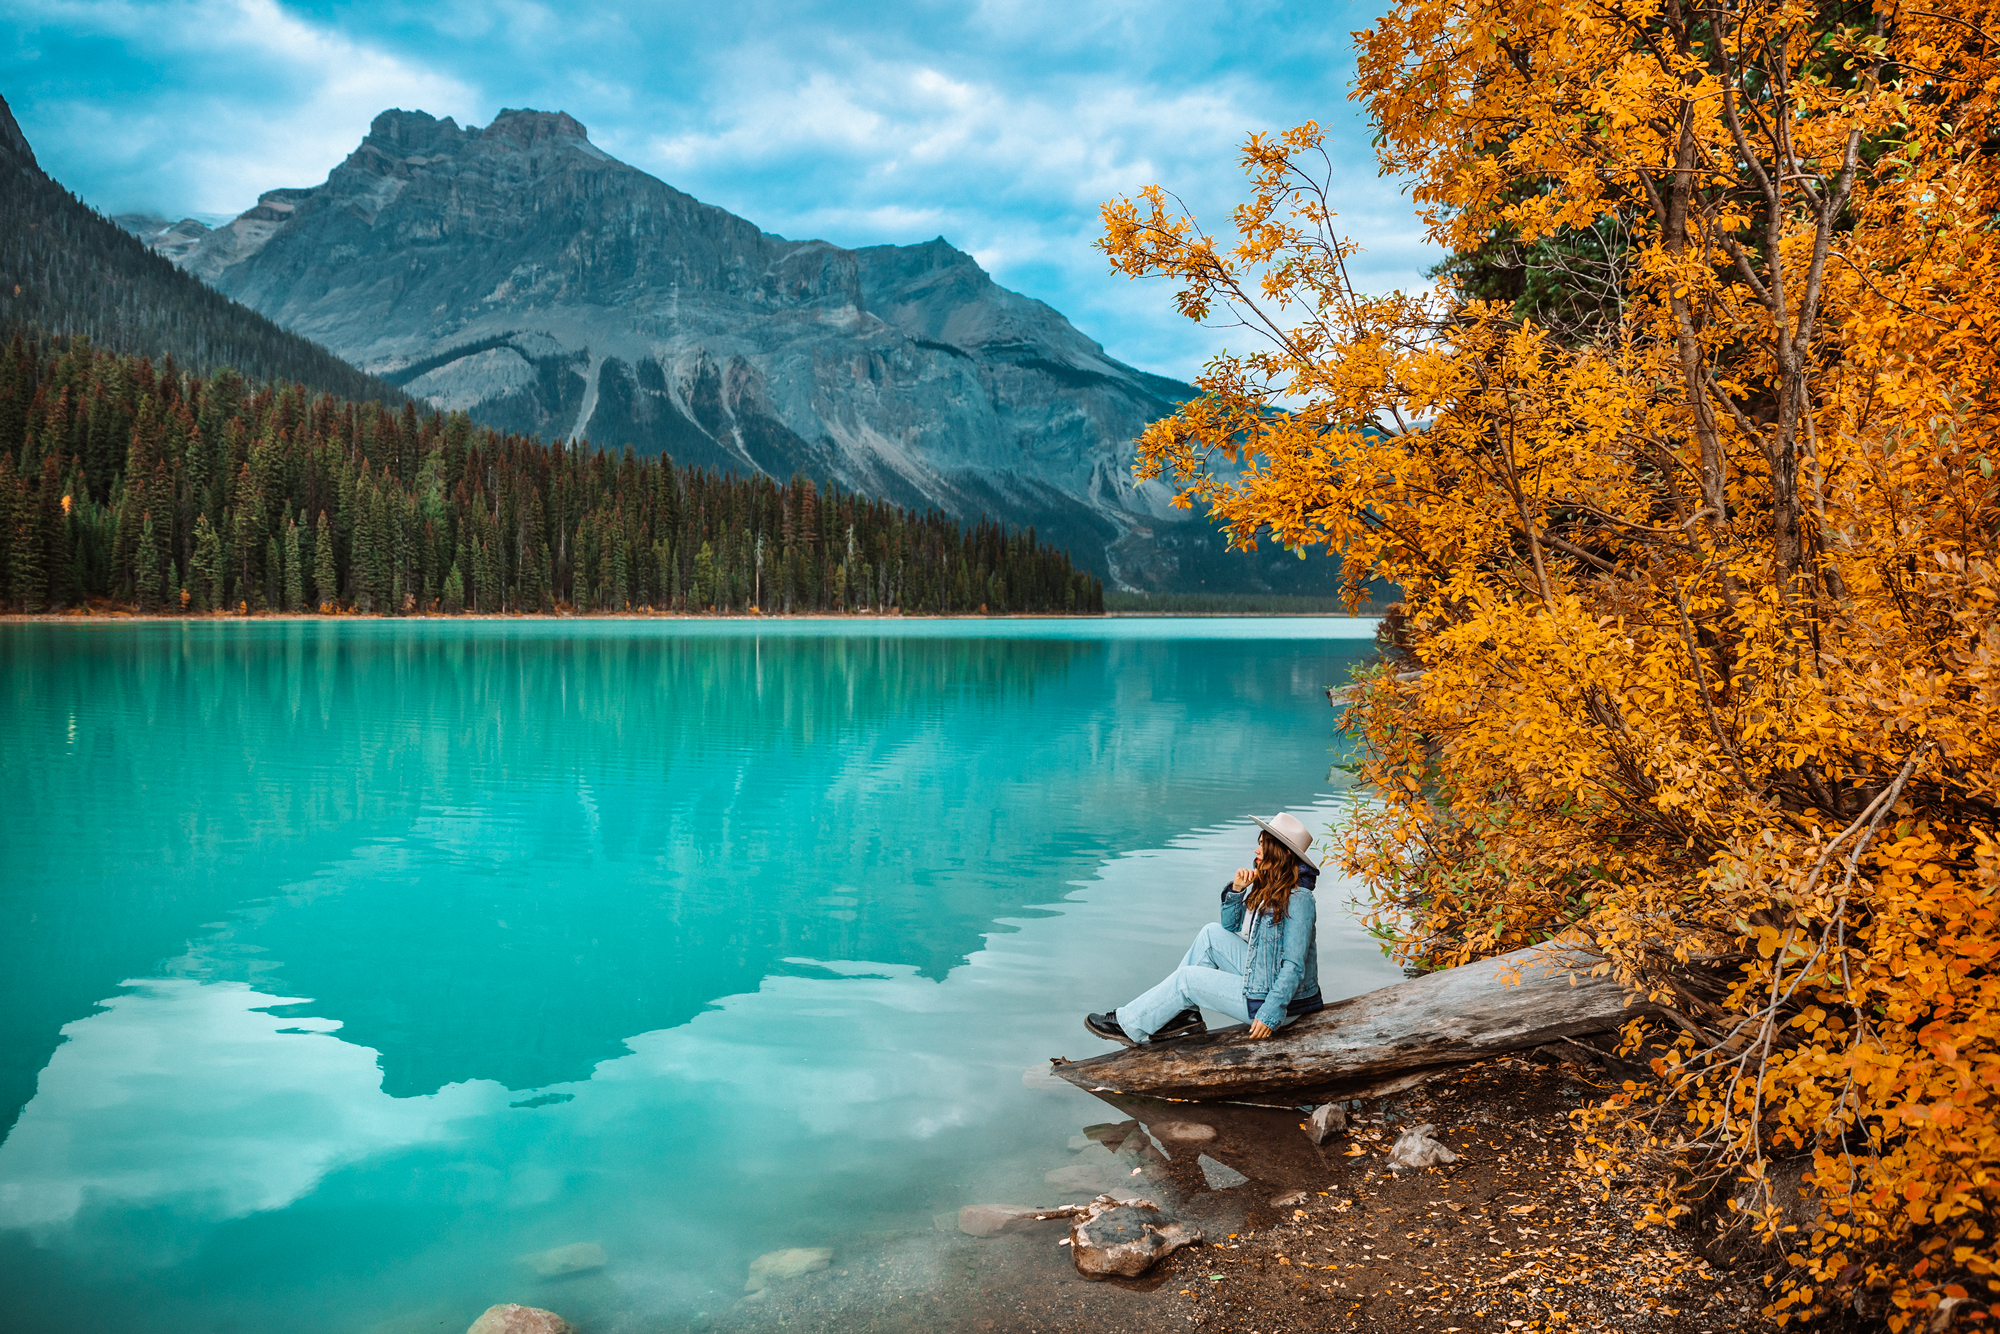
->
xmin=1085 ymin=812 xmax=1324 ymax=1046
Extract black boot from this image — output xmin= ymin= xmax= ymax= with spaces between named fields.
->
xmin=1084 ymin=1011 xmax=1134 ymax=1046
xmin=1154 ymin=1007 xmax=1208 ymax=1040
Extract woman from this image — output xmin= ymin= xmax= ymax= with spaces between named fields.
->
xmin=1084 ymin=811 xmax=1324 ymax=1045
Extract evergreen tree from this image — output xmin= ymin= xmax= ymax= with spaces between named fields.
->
xmin=314 ymin=510 xmax=336 ymax=611
xmin=0 ymin=337 xmax=1106 ymax=618
xmin=10 ymin=477 xmax=44 ymax=612
xmin=232 ymin=463 xmax=263 ymax=610
xmin=283 ymin=515 xmax=302 ymax=612
xmin=693 ymin=540 xmax=716 ymax=610
xmin=134 ymin=509 xmax=162 ymax=612
xmin=189 ymin=513 xmax=220 ymax=613
xmin=265 ymin=535 xmax=282 ymax=611
xmin=474 ymin=534 xmax=500 ymax=614
xmin=442 ymin=561 xmax=465 ymax=614
xmin=350 ymin=483 xmax=378 ymax=612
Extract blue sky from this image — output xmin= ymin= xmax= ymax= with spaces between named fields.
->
xmin=2 ymin=0 xmax=1433 ymax=380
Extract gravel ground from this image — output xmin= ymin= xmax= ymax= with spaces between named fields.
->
xmin=676 ymin=1054 xmax=1779 ymax=1334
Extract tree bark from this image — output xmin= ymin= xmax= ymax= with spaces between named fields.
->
xmin=1051 ymin=945 xmax=1659 ymax=1104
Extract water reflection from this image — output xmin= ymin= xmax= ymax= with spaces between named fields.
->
xmin=0 ymin=620 xmax=1390 ymax=1334
xmin=5 ymin=620 xmax=1375 ymax=1113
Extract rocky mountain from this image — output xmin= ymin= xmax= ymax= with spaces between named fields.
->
xmin=132 ymin=107 xmax=1331 ymax=591
xmin=111 ymin=212 xmax=214 ymax=265
xmin=0 ymin=95 xmax=404 ymax=406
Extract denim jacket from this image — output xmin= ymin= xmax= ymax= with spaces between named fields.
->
xmin=1219 ymin=861 xmax=1323 ymax=1027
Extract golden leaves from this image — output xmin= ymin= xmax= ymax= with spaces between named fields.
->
xmin=1101 ymin=0 xmax=2000 ymax=1327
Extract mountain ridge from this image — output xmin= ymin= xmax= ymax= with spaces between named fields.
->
xmin=0 ymin=94 xmax=407 ymax=406
xmin=129 ymin=106 xmax=1335 ymax=592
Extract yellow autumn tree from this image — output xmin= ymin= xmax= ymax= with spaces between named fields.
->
xmin=1103 ymin=0 xmax=2000 ymax=1326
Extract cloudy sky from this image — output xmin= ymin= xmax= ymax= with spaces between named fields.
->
xmin=2 ymin=0 xmax=1433 ymax=380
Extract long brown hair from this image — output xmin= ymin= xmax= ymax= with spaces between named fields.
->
xmin=1243 ymin=830 xmax=1301 ymax=922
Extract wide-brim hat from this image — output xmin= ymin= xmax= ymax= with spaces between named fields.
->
xmin=1251 ymin=811 xmax=1314 ymax=865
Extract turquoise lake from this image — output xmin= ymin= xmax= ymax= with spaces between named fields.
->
xmin=0 ymin=617 xmax=1396 ymax=1333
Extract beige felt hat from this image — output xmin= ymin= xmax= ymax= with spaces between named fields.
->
xmin=1251 ymin=811 xmax=1314 ymax=864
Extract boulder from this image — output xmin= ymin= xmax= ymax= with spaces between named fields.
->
xmin=515 ymin=1242 xmax=605 ymax=1277
xmin=1066 ymin=1194 xmax=1202 ymax=1279
xmin=1386 ymin=1123 xmax=1461 ymax=1172
xmin=958 ymin=1205 xmax=1056 ymax=1238
xmin=1304 ymin=1103 xmax=1347 ymax=1145
xmin=466 ymin=1306 xmax=574 ymax=1334
xmin=1151 ymin=1120 xmax=1217 ymax=1144
xmin=745 ymin=1246 xmax=833 ymax=1293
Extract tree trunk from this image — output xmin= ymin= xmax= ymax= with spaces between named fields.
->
xmin=1051 ymin=945 xmax=1658 ymax=1104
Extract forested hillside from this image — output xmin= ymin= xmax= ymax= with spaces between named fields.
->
xmin=0 ymin=96 xmax=405 ymax=407
xmin=0 ymin=333 xmax=1101 ymax=616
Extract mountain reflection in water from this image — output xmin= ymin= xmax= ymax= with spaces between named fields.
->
xmin=0 ymin=618 xmax=1392 ymax=1334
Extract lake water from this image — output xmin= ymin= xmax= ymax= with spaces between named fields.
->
xmin=0 ymin=617 xmax=1396 ymax=1333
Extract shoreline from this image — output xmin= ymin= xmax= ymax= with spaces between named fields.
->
xmin=697 ymin=1055 xmax=1763 ymax=1334
xmin=0 ymin=608 xmax=1382 ymax=624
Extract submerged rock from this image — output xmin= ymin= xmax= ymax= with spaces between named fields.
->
xmin=466 ymin=1305 xmax=574 ymax=1334
xmin=516 ymin=1241 xmax=606 ymax=1277
xmin=1045 ymin=1163 xmax=1123 ymax=1193
xmin=1065 ymin=1194 xmax=1202 ymax=1279
xmin=1197 ymin=1154 xmax=1250 ymax=1190
xmin=1387 ymin=1123 xmax=1461 ymax=1172
xmin=958 ymin=1204 xmax=1056 ymax=1237
xmin=745 ymin=1246 xmax=833 ymax=1293
xmin=1151 ymin=1120 xmax=1217 ymax=1144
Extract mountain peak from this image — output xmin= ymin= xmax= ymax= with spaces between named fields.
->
xmin=365 ymin=108 xmax=465 ymax=155
xmin=484 ymin=108 xmax=591 ymax=147
xmin=0 ymin=94 xmax=37 ymax=170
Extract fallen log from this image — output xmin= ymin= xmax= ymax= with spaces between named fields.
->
xmin=1051 ymin=945 xmax=1658 ymax=1104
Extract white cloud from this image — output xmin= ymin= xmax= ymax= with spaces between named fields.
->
xmin=12 ymin=0 xmax=479 ymax=215
xmin=3 ymin=0 xmax=1436 ymax=377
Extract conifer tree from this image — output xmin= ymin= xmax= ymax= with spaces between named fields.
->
xmin=232 ymin=463 xmax=263 ymax=610
xmin=36 ymin=454 xmax=72 ymax=609
xmin=283 ymin=515 xmax=302 ymax=612
xmin=693 ymin=540 xmax=716 ymax=610
xmin=442 ymin=561 xmax=465 ymax=614
xmin=134 ymin=510 xmax=162 ymax=612
xmin=0 ymin=338 xmax=1104 ymax=618
xmin=264 ymin=535 xmax=282 ymax=611
xmin=189 ymin=513 xmax=220 ymax=613
xmin=474 ymin=534 xmax=500 ymax=614
xmin=313 ymin=510 xmax=336 ymax=611
xmin=10 ymin=475 xmax=44 ymax=613
xmin=349 ymin=484 xmax=378 ymax=613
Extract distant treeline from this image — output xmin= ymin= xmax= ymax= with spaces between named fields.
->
xmin=0 ymin=101 xmax=407 ymax=407
xmin=0 ymin=335 xmax=1104 ymax=616
xmin=1104 ymin=591 xmax=1380 ymax=615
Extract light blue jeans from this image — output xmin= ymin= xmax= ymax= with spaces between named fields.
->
xmin=1119 ymin=922 xmax=1252 ymax=1042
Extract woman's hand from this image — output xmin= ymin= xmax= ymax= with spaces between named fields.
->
xmin=1247 ymin=1019 xmax=1272 ymax=1039
xmin=1232 ymin=867 xmax=1254 ymax=891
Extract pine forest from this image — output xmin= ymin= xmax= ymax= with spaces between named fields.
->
xmin=0 ymin=98 xmax=408 ymax=408
xmin=0 ymin=333 xmax=1104 ymax=617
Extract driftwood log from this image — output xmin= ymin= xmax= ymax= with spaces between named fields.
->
xmin=1052 ymin=945 xmax=1658 ymax=1104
